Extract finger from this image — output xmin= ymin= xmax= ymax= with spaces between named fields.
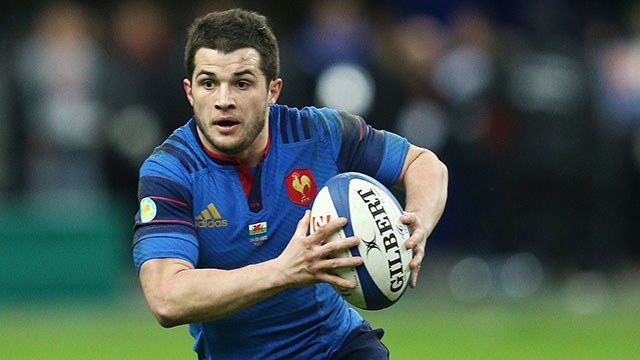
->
xmin=410 ymin=244 xmax=425 ymax=269
xmin=315 ymin=254 xmax=363 ymax=271
xmin=405 ymin=231 xmax=426 ymax=249
xmin=294 ymin=209 xmax=311 ymax=237
xmin=410 ymin=266 xmax=420 ymax=288
xmin=409 ymin=244 xmax=425 ymax=288
xmin=404 ymin=212 xmax=434 ymax=242
xmin=312 ymin=217 xmax=347 ymax=241
xmin=317 ymin=273 xmax=358 ymax=289
xmin=401 ymin=213 xmax=421 ymax=246
xmin=320 ymin=236 xmax=359 ymax=257
xmin=401 ymin=212 xmax=416 ymax=225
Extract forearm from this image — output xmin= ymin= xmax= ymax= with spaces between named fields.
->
xmin=140 ymin=258 xmax=287 ymax=327
xmin=398 ymin=147 xmax=448 ymax=234
xmin=140 ymin=212 xmax=361 ymax=327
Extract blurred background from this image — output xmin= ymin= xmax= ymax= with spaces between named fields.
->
xmin=0 ymin=0 xmax=639 ymax=359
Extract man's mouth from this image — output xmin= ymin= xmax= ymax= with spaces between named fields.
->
xmin=217 ymin=120 xmax=236 ymax=126
xmin=213 ymin=117 xmax=240 ymax=131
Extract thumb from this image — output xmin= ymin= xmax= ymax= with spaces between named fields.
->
xmin=294 ymin=209 xmax=311 ymax=237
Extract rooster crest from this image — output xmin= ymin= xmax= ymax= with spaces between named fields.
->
xmin=291 ymin=173 xmax=312 ymax=203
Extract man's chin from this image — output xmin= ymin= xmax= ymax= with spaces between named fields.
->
xmin=210 ymin=141 xmax=248 ymax=156
xmin=199 ymin=129 xmax=245 ymax=156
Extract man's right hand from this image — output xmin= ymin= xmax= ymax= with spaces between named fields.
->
xmin=274 ymin=210 xmax=362 ymax=289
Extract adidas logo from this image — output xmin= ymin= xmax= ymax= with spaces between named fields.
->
xmin=195 ymin=203 xmax=228 ymax=228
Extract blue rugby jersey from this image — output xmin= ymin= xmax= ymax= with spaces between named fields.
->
xmin=132 ymin=104 xmax=410 ymax=359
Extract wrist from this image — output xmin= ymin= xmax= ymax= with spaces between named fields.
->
xmin=262 ymin=257 xmax=291 ymax=291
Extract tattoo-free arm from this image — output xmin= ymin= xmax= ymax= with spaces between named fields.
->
xmin=138 ymin=211 xmax=362 ymax=327
xmin=395 ymin=145 xmax=448 ymax=287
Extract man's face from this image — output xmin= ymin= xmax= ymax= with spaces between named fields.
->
xmin=184 ymin=47 xmax=281 ymax=159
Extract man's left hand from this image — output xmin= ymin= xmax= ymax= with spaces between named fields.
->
xmin=401 ymin=211 xmax=429 ymax=288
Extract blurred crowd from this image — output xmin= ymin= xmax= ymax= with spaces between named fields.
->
xmin=0 ymin=0 xmax=638 ymax=270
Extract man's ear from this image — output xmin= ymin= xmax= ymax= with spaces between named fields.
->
xmin=267 ymin=78 xmax=283 ymax=106
xmin=183 ymin=79 xmax=194 ymax=106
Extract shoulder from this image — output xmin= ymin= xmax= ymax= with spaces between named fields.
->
xmin=271 ymin=104 xmax=358 ymax=143
xmin=140 ymin=119 xmax=207 ymax=187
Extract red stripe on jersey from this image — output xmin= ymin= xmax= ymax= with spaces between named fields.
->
xmin=141 ymin=196 xmax=188 ymax=207
xmin=262 ymin=130 xmax=271 ymax=158
xmin=235 ymin=164 xmax=253 ymax=199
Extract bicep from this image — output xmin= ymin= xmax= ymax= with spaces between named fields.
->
xmin=395 ymin=144 xmax=429 ymax=188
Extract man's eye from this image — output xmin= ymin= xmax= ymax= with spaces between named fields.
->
xmin=237 ymin=80 xmax=250 ymax=89
xmin=202 ymin=80 xmax=214 ymax=88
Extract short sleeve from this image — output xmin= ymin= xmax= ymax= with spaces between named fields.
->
xmin=318 ymin=108 xmax=410 ymax=188
xmin=132 ymin=169 xmax=199 ymax=272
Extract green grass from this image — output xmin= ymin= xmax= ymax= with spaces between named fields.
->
xmin=364 ymin=292 xmax=640 ymax=359
xmin=1 ymin=287 xmax=638 ymax=360
xmin=0 ymin=301 xmax=192 ymax=360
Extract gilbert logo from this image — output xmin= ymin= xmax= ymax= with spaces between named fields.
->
xmin=357 ymin=187 xmax=404 ymax=293
xmin=195 ymin=203 xmax=228 ymax=228
xmin=285 ymin=168 xmax=317 ymax=205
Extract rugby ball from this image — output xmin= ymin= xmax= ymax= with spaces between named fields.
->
xmin=309 ymin=172 xmax=412 ymax=310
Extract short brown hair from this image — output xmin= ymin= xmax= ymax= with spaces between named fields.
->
xmin=184 ymin=9 xmax=279 ymax=83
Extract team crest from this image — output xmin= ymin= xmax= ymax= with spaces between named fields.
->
xmin=285 ymin=168 xmax=317 ymax=205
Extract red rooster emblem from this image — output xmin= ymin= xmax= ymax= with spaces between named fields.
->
xmin=285 ymin=168 xmax=317 ymax=205
xmin=292 ymin=173 xmax=312 ymax=203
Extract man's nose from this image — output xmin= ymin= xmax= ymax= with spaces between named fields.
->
xmin=215 ymin=83 xmax=235 ymax=110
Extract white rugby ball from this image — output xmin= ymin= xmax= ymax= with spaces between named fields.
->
xmin=309 ymin=172 xmax=412 ymax=310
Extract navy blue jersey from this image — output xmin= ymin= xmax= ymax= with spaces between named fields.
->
xmin=132 ymin=104 xmax=409 ymax=359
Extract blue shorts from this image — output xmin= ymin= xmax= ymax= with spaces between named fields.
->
xmin=330 ymin=320 xmax=389 ymax=360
